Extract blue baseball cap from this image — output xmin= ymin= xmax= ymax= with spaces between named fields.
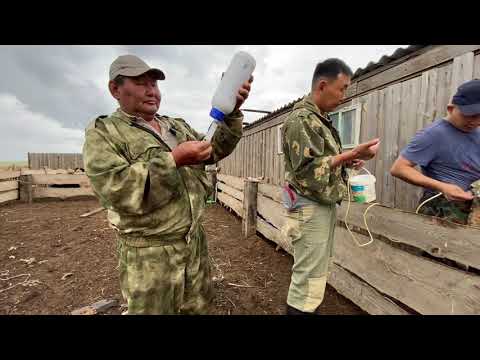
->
xmin=452 ymin=79 xmax=480 ymax=116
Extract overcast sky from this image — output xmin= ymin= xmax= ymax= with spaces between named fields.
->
xmin=0 ymin=45 xmax=407 ymax=161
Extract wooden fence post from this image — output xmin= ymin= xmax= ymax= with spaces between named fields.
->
xmin=242 ymin=178 xmax=259 ymax=238
xmin=19 ymin=174 xmax=33 ymax=204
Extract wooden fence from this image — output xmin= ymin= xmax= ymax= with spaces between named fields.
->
xmin=28 ymin=153 xmax=84 ymax=170
xmin=216 ymin=173 xmax=480 ymax=315
xmin=0 ymin=169 xmax=94 ymax=205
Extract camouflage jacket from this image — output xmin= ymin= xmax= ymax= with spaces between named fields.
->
xmin=83 ymin=109 xmax=243 ymax=243
xmin=282 ymin=95 xmax=347 ymax=205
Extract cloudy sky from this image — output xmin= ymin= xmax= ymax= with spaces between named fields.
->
xmin=0 ymin=45 xmax=407 ymax=161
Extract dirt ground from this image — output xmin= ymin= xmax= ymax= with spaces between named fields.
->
xmin=0 ymin=198 xmax=365 ymax=315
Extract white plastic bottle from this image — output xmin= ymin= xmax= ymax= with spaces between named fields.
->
xmin=205 ymin=51 xmax=256 ymax=142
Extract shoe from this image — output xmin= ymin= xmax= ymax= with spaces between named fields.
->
xmin=285 ymin=304 xmax=315 ymax=315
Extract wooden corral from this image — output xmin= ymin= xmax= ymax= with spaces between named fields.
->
xmin=216 ymin=173 xmax=480 ymax=315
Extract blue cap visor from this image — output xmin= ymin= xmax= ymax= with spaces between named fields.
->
xmin=456 ymin=103 xmax=480 ymax=116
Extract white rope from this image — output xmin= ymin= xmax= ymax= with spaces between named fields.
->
xmin=415 ymin=192 xmax=443 ymax=214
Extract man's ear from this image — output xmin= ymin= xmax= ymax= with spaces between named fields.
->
xmin=109 ymin=80 xmax=120 ymax=100
xmin=317 ymin=79 xmax=328 ymax=92
xmin=446 ymin=104 xmax=454 ymax=115
xmin=313 ymin=78 xmax=328 ymax=93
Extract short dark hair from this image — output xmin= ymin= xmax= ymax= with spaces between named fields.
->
xmin=113 ymin=75 xmax=127 ymax=85
xmin=311 ymin=58 xmax=353 ymax=90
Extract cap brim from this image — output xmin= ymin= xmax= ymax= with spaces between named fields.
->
xmin=145 ymin=68 xmax=166 ymax=80
xmin=116 ymin=67 xmax=165 ymax=80
xmin=457 ymin=103 xmax=480 ymax=116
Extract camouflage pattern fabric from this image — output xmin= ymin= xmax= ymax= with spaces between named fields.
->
xmin=282 ymin=95 xmax=348 ymax=206
xmin=118 ymin=224 xmax=213 ymax=315
xmin=83 ymin=108 xmax=243 ymax=242
xmin=83 ymin=108 xmax=242 ymax=314
xmin=418 ymin=192 xmax=473 ymax=225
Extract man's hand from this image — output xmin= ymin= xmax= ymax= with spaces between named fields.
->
xmin=171 ymin=141 xmax=212 ymax=167
xmin=439 ymin=183 xmax=474 ymax=202
xmin=345 ymin=159 xmax=365 ymax=170
xmin=351 ymin=138 xmax=380 ymax=161
xmin=233 ymin=75 xmax=254 ymax=112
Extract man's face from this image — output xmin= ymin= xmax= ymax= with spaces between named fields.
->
xmin=315 ymin=73 xmax=351 ymax=112
xmin=109 ymin=72 xmax=161 ymax=116
xmin=448 ymin=105 xmax=480 ymax=132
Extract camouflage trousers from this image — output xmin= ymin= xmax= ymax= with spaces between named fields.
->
xmin=117 ymin=225 xmax=214 ymax=315
xmin=418 ymin=192 xmax=472 ymax=225
xmin=281 ymin=201 xmax=336 ymax=313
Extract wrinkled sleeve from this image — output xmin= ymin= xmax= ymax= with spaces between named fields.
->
xmin=283 ymin=116 xmax=334 ymax=194
xmin=177 ymin=110 xmax=244 ymax=164
xmin=83 ymin=128 xmax=182 ymax=215
xmin=400 ymin=127 xmax=437 ymax=167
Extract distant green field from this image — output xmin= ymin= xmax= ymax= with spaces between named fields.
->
xmin=0 ymin=160 xmax=28 ymax=169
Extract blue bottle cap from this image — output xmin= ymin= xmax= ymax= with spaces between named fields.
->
xmin=210 ymin=107 xmax=225 ymax=121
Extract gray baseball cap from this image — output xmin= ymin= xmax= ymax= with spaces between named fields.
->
xmin=109 ymin=54 xmax=165 ymax=81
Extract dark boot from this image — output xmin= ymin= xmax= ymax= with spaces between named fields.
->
xmin=285 ymin=304 xmax=315 ymax=315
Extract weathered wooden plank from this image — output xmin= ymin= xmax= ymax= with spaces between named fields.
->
xmin=243 ymin=180 xmax=258 ymax=238
xmin=328 ymin=263 xmax=410 ymax=315
xmin=360 ymin=92 xmax=381 ymax=203
xmin=217 ymin=173 xmax=244 ymax=191
xmin=246 ymin=135 xmax=251 ymax=178
xmin=0 ymin=171 xmax=21 ymax=180
xmin=419 ymin=68 xmax=439 ymax=128
xmin=33 ymin=187 xmax=94 ymax=199
xmin=475 ymin=53 xmax=480 ymax=80
xmin=257 ymin=193 xmax=287 ymax=230
xmin=356 ymin=45 xmax=480 ymax=96
xmin=253 ymin=133 xmax=258 ymax=177
xmin=264 ymin=128 xmax=271 ymax=183
xmin=272 ymin=125 xmax=278 ymax=185
xmin=436 ymin=63 xmax=453 ymax=118
xmin=381 ymin=83 xmax=402 ymax=208
xmin=0 ymin=190 xmax=18 ymax=204
xmin=217 ymin=182 xmax=244 ymax=202
xmin=20 ymin=169 xmax=68 ymax=175
xmin=256 ymin=217 xmax=293 ymax=255
xmin=0 ymin=181 xmax=19 ymax=192
xmin=258 ymin=182 xmax=283 ymax=203
xmin=269 ymin=127 xmax=275 ymax=184
xmin=261 ymin=130 xmax=266 ymax=179
xmin=396 ymin=77 xmax=422 ymax=211
xmin=217 ymin=192 xmax=243 ymax=217
xmin=278 ymin=152 xmax=285 ymax=185
xmin=451 ymin=52 xmax=474 ymax=95
xmin=19 ymin=175 xmax=33 ymax=203
xmin=363 ymin=93 xmax=376 ymax=175
xmin=32 ymin=174 xmax=91 ymax=187
xmin=333 ymin=226 xmax=480 ymax=315
xmin=337 ymin=201 xmax=480 ymax=270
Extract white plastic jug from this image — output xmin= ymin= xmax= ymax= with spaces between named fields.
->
xmin=349 ymin=167 xmax=376 ymax=203
xmin=205 ymin=51 xmax=256 ymax=142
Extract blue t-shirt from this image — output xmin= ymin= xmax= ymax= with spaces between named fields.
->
xmin=400 ymin=119 xmax=480 ymax=194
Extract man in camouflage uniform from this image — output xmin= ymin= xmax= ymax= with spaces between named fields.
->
xmin=83 ymin=55 xmax=253 ymax=314
xmin=281 ymin=59 xmax=380 ymax=315
xmin=391 ymin=80 xmax=480 ymax=225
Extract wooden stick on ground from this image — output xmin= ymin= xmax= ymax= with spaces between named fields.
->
xmin=80 ymin=207 xmax=105 ymax=218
